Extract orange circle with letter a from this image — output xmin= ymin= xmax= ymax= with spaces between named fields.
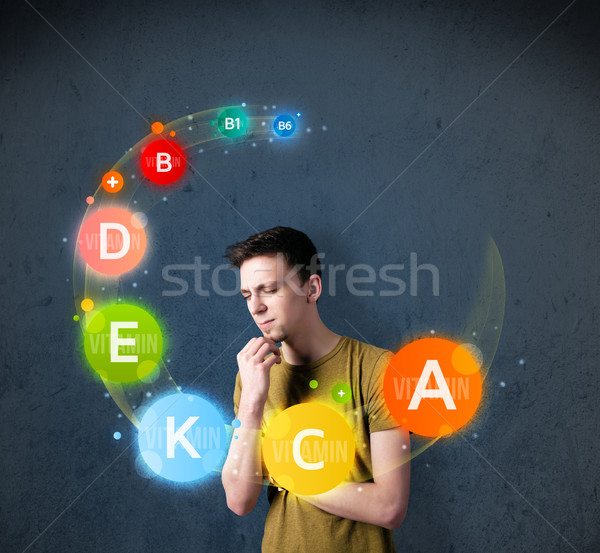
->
xmin=383 ymin=338 xmax=482 ymax=437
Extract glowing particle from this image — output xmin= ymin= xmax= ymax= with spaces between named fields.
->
xmin=144 ymin=270 xmax=148 ymax=275
xmin=117 ymin=413 xmax=122 ymax=418
xmin=473 ymin=433 xmax=479 ymax=439
xmin=268 ymin=138 xmax=273 ymax=143
xmin=263 ymin=106 xmax=267 ymax=110
xmin=519 ymin=359 xmax=525 ymax=365
xmin=188 ymin=115 xmax=193 ymax=120
xmin=80 ymin=298 xmax=94 ymax=312
xmin=151 ymin=122 xmax=164 ymax=134
xmin=62 ymin=237 xmax=67 ymax=243
xmin=162 ymin=196 xmax=167 ymax=202
xmin=430 ymin=329 xmax=435 ymax=334
xmin=114 ymin=432 xmax=121 ymax=440
xmin=104 ymin=393 xmax=110 ymax=398
xmin=296 ymin=112 xmax=301 ymax=117
xmin=261 ymin=121 xmax=266 ymax=126
xmin=232 ymin=419 xmax=242 ymax=428
xmin=73 ymin=315 xmax=79 ymax=322
xmin=188 ymin=126 xmax=192 ymax=131
xmin=86 ymin=196 xmax=94 ymax=204
xmin=210 ymin=120 xmax=215 ymax=126
xmin=199 ymin=148 xmax=204 ymax=153
xmin=322 ymin=125 xmax=327 ymax=131
xmin=169 ymin=131 xmax=176 ymax=137
xmin=252 ymin=142 xmax=256 ymax=147
xmin=233 ymin=469 xmax=238 ymax=475
xmin=425 ymin=463 xmax=431 ymax=468
xmin=402 ymin=444 xmax=407 ymax=450
xmin=358 ymin=487 xmax=363 ymax=492
xmin=472 ymin=331 xmax=477 ymax=337
xmin=241 ymin=102 xmax=247 ymax=107
xmin=309 ymin=379 xmax=318 ymax=389
xmin=500 ymin=381 xmax=506 ymax=387
xmin=224 ymin=150 xmax=228 ymax=154
xmin=234 ymin=436 xmax=238 ymax=439
xmin=146 ymin=391 xmax=151 ymax=397
xmin=306 ymin=127 xmax=311 ymax=133
xmin=132 ymin=282 xmax=138 ymax=288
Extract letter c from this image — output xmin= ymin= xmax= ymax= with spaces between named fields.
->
xmin=292 ymin=428 xmax=324 ymax=470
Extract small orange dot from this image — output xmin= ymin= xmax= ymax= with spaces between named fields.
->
xmin=81 ymin=298 xmax=94 ymax=312
xmin=169 ymin=130 xmax=176 ymax=137
xmin=151 ymin=122 xmax=164 ymax=134
xmin=86 ymin=196 xmax=94 ymax=204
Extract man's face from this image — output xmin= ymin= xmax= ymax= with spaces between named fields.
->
xmin=239 ymin=254 xmax=309 ymax=343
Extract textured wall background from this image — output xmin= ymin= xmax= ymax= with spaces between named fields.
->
xmin=1 ymin=0 xmax=599 ymax=551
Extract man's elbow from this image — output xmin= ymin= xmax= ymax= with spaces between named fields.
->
xmin=382 ymin=502 xmax=408 ymax=530
xmin=226 ymin=495 xmax=257 ymax=516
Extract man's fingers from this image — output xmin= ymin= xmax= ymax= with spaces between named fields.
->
xmin=240 ymin=337 xmax=258 ymax=354
xmin=248 ymin=337 xmax=278 ymax=358
xmin=262 ymin=352 xmax=282 ymax=371
xmin=255 ymin=341 xmax=280 ymax=362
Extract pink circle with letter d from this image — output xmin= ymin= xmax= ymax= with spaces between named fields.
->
xmin=78 ymin=208 xmax=147 ymax=275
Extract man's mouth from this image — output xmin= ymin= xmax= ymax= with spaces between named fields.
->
xmin=258 ymin=319 xmax=274 ymax=329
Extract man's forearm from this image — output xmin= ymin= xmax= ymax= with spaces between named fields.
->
xmin=221 ymin=397 xmax=265 ymax=516
xmin=298 ymin=481 xmax=407 ymax=530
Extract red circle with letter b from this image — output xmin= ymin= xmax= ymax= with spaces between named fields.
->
xmin=141 ymin=139 xmax=186 ymax=186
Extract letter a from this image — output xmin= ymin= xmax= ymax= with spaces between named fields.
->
xmin=408 ymin=360 xmax=457 ymax=410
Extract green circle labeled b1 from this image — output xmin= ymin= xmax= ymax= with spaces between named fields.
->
xmin=83 ymin=304 xmax=163 ymax=383
xmin=217 ymin=108 xmax=247 ymax=137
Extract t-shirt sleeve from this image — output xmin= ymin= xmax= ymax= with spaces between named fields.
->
xmin=366 ymin=350 xmax=400 ymax=433
xmin=233 ymin=370 xmax=242 ymax=417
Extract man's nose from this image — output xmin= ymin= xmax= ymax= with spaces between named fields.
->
xmin=248 ymin=294 xmax=266 ymax=315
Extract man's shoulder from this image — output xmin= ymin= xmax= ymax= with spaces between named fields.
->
xmin=342 ymin=335 xmax=393 ymax=362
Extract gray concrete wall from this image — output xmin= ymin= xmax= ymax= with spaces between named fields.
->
xmin=1 ymin=0 xmax=598 ymax=551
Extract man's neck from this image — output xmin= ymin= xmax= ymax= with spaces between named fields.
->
xmin=281 ymin=318 xmax=341 ymax=366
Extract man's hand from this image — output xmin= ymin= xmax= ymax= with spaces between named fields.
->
xmin=236 ymin=337 xmax=281 ymax=407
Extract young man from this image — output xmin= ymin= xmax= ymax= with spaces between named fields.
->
xmin=221 ymin=226 xmax=410 ymax=553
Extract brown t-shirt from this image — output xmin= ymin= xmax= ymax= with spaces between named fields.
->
xmin=233 ymin=335 xmax=399 ymax=553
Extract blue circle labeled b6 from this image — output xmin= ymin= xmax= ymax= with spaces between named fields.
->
xmin=273 ymin=114 xmax=296 ymax=137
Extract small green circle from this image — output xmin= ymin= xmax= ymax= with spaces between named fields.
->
xmin=217 ymin=108 xmax=248 ymax=138
xmin=83 ymin=304 xmax=163 ymax=383
xmin=309 ymin=379 xmax=318 ymax=389
xmin=332 ymin=383 xmax=352 ymax=404
xmin=73 ymin=315 xmax=80 ymax=322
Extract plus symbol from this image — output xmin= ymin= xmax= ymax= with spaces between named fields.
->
xmin=338 ymin=390 xmax=345 ymax=397
xmin=106 ymin=176 xmax=119 ymax=188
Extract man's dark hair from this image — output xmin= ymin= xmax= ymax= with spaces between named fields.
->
xmin=223 ymin=226 xmax=322 ymax=285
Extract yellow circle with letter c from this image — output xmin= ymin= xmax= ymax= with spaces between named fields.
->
xmin=262 ymin=403 xmax=355 ymax=495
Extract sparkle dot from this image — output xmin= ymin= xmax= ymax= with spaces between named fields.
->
xmin=104 ymin=393 xmax=109 ymax=398
xmin=426 ymin=463 xmax=431 ymax=468
xmin=402 ymin=444 xmax=407 ymax=450
xmin=188 ymin=126 xmax=192 ymax=131
xmin=80 ymin=298 xmax=94 ymax=312
xmin=224 ymin=150 xmax=228 ymax=154
xmin=167 ymin=359 xmax=171 ymax=363
xmin=473 ymin=433 xmax=479 ymax=439
xmin=296 ymin=112 xmax=301 ymax=117
xmin=66 ymin=278 xmax=70 ymax=282
xmin=500 ymin=381 xmax=506 ymax=387
xmin=272 ymin=105 xmax=276 ymax=109
xmin=494 ymin=325 xmax=498 ymax=330
xmin=243 ymin=442 xmax=247 ymax=446
xmin=131 ymin=174 xmax=136 ymax=179
xmin=162 ymin=196 xmax=167 ymax=202
xmin=62 ymin=237 xmax=67 ymax=243
xmin=73 ymin=315 xmax=79 ymax=322
xmin=309 ymin=379 xmax=318 ymax=389
xmin=169 ymin=130 xmax=176 ymax=137
xmin=242 ymin=102 xmax=247 ymax=107
xmin=86 ymin=196 xmax=94 ymax=204
xmin=263 ymin=106 xmax=267 ymax=110
xmin=144 ymin=270 xmax=148 ymax=275
xmin=519 ymin=359 xmax=525 ymax=365
xmin=472 ymin=331 xmax=477 ymax=336
xmin=252 ymin=142 xmax=256 ymax=147
xmin=188 ymin=115 xmax=193 ymax=120
xmin=113 ymin=432 xmax=121 ymax=440
xmin=234 ymin=436 xmax=238 ymax=439
xmin=358 ymin=487 xmax=363 ymax=492
xmin=233 ymin=469 xmax=238 ymax=475
xmin=199 ymin=148 xmax=204 ymax=153
xmin=269 ymin=138 xmax=273 ymax=143
xmin=146 ymin=391 xmax=151 ymax=397
xmin=233 ymin=454 xmax=239 ymax=460
xmin=132 ymin=282 xmax=138 ymax=288
xmin=117 ymin=413 xmax=123 ymax=418
xmin=210 ymin=120 xmax=215 ymax=126
xmin=232 ymin=419 xmax=242 ymax=428
xmin=322 ymin=125 xmax=327 ymax=131
xmin=133 ymin=200 xmax=137 ymax=204
xmin=306 ymin=127 xmax=311 ymax=133
xmin=261 ymin=121 xmax=266 ymax=126
xmin=430 ymin=329 xmax=435 ymax=334
xmin=101 ymin=287 xmax=105 ymax=291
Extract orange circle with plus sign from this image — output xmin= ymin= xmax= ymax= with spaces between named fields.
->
xmin=101 ymin=171 xmax=124 ymax=193
xmin=383 ymin=338 xmax=482 ymax=437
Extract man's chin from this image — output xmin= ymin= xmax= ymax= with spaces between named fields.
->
xmin=263 ymin=326 xmax=287 ymax=343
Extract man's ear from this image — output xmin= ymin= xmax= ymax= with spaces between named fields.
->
xmin=306 ymin=274 xmax=322 ymax=303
